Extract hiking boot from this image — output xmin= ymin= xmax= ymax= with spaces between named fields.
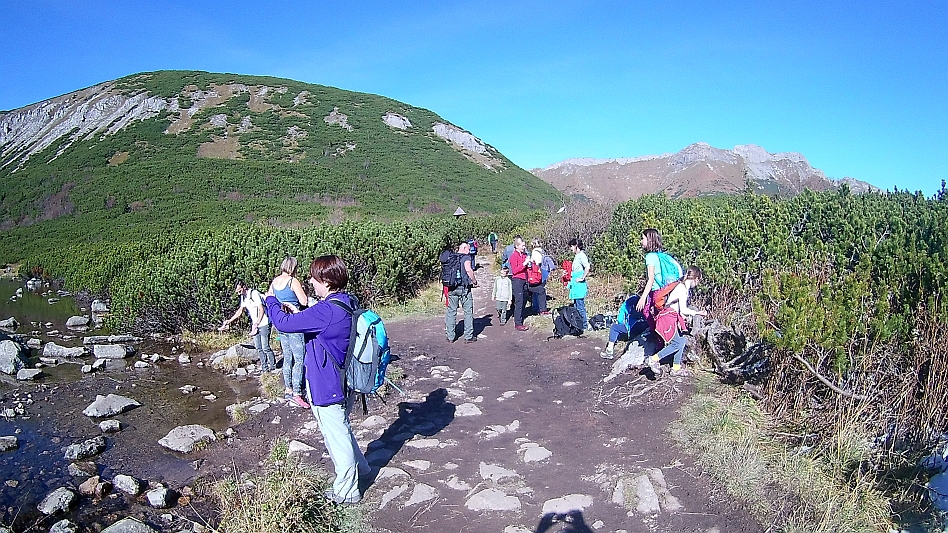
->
xmin=464 ymin=337 xmax=477 ymax=343
xmin=515 ymin=325 xmax=529 ymax=331
xmin=600 ymin=348 xmax=615 ymax=360
xmin=291 ymin=395 xmax=310 ymax=409
xmin=647 ymin=356 xmax=661 ymax=375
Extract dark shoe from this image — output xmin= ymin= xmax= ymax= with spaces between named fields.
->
xmin=464 ymin=337 xmax=477 ymax=344
xmin=446 ymin=337 xmax=455 ymax=343
xmin=515 ymin=325 xmax=529 ymax=331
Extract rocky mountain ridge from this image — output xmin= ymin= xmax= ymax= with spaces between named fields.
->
xmin=532 ymin=142 xmax=878 ymax=202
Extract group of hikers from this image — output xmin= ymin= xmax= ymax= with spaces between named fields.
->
xmin=216 ymin=227 xmax=706 ymax=506
xmin=443 ymin=228 xmax=706 ymax=377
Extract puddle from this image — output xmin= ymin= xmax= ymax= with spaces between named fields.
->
xmin=0 ymin=279 xmax=264 ymax=529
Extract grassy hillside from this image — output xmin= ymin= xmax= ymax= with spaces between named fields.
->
xmin=0 ymin=70 xmax=561 ymax=263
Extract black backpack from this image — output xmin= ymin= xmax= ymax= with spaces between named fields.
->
xmin=552 ymin=305 xmax=584 ymax=338
xmin=439 ymin=250 xmax=463 ymax=288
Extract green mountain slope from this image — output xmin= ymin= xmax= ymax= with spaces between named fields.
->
xmin=0 ymin=70 xmax=560 ymax=255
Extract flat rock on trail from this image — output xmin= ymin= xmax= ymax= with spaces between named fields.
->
xmin=202 ymin=260 xmax=760 ymax=533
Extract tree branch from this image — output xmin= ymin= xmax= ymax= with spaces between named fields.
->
xmin=791 ymin=353 xmax=869 ymax=401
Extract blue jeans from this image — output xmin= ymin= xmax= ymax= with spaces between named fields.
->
xmin=254 ymin=323 xmax=277 ymax=371
xmin=609 ymin=323 xmax=631 ymax=343
xmin=445 ymin=286 xmax=474 ymax=340
xmin=655 ymin=330 xmax=687 ymax=366
xmin=573 ymin=298 xmax=588 ymax=330
xmin=279 ymin=331 xmax=306 ymax=396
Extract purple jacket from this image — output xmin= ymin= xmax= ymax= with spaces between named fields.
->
xmin=265 ymin=293 xmax=354 ymax=407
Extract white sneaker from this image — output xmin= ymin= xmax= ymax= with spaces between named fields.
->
xmin=647 ymin=357 xmax=661 ymax=375
xmin=600 ymin=349 xmax=615 ymax=360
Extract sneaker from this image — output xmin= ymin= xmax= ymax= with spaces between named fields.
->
xmin=291 ymin=395 xmax=310 ymax=409
xmin=515 ymin=325 xmax=529 ymax=331
xmin=324 ymin=490 xmax=361 ymax=504
xmin=600 ymin=349 xmax=615 ymax=360
xmin=669 ymin=368 xmax=691 ymax=377
xmin=464 ymin=337 xmax=477 ymax=344
xmin=647 ymin=356 xmax=661 ymax=375
xmin=500 ymin=320 xmax=507 ymax=325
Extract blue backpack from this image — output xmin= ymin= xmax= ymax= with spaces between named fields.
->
xmin=328 ymin=297 xmax=392 ymax=413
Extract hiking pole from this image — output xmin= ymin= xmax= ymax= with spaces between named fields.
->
xmin=385 ymin=377 xmax=405 ymax=395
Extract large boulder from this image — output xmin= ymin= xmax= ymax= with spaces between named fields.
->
xmin=65 ymin=316 xmax=90 ymax=329
xmin=210 ymin=343 xmax=259 ymax=369
xmin=92 ymin=344 xmax=134 ymax=359
xmin=63 ymin=436 xmax=106 ymax=460
xmin=37 ymin=487 xmax=77 ymax=515
xmin=158 ymin=425 xmax=216 ymax=453
xmin=0 ymin=340 xmax=27 ymax=374
xmin=83 ymin=394 xmax=141 ymax=417
xmin=43 ymin=342 xmax=88 ymax=359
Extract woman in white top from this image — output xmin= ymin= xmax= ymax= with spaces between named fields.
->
xmin=646 ymin=266 xmax=707 ymax=377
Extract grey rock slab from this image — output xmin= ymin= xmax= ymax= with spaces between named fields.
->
xmin=0 ymin=435 xmax=18 ymax=452
xmin=633 ymin=474 xmax=661 ymax=514
xmin=92 ymin=358 xmax=107 ymax=370
xmin=541 ymin=493 xmax=594 ymax=515
xmin=522 ymin=446 xmax=552 ymax=463
xmin=66 ymin=316 xmax=90 ymax=328
xmin=360 ymin=415 xmax=387 ymax=428
xmin=376 ymin=467 xmax=409 ymax=480
xmin=67 ymin=461 xmax=97 ymax=478
xmin=0 ymin=339 xmax=27 ymax=374
xmin=83 ymin=394 xmax=141 ymax=417
xmin=403 ymin=483 xmax=437 ymax=507
xmin=466 ymin=488 xmax=522 ymax=511
xmin=287 ymin=440 xmax=317 ymax=455
xmin=49 ymin=519 xmax=79 ymax=533
xmin=158 ymin=425 xmax=216 ymax=453
xmin=101 ymin=518 xmax=158 ymax=533
xmin=17 ymin=368 xmax=43 ymax=380
xmin=146 ymin=486 xmax=173 ymax=508
xmin=405 ymin=438 xmax=439 ymax=449
xmin=93 ymin=344 xmax=134 ymax=359
xmin=647 ymin=468 xmax=682 ymax=512
xmin=64 ymin=436 xmax=106 ymax=460
xmin=112 ymin=474 xmax=141 ymax=495
xmin=37 ymin=487 xmax=77 ymax=515
xmin=401 ymin=460 xmax=430 ymax=471
xmin=379 ymin=483 xmax=408 ymax=509
xmin=479 ymin=462 xmax=520 ymax=482
xmin=99 ymin=420 xmax=122 ymax=433
xmin=42 ymin=342 xmax=87 ymax=359
xmin=0 ymin=317 xmax=18 ymax=329
xmin=455 ymin=403 xmax=482 ymax=416
xmin=442 ymin=475 xmax=471 ymax=491
xmin=247 ymin=403 xmax=269 ymax=414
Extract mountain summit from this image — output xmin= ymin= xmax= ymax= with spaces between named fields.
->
xmin=531 ymin=143 xmax=876 ymax=202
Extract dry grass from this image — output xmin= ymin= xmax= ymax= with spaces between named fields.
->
xmin=670 ymin=374 xmax=893 ymax=532
xmin=213 ymin=439 xmax=364 ymax=533
xmin=375 ymin=280 xmax=446 ymax=321
xmin=183 ymin=330 xmax=244 ymax=351
xmin=259 ymin=372 xmax=284 ymax=400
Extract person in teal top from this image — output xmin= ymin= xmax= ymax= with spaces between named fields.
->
xmin=568 ymin=238 xmax=590 ymax=330
xmin=635 ymin=228 xmax=682 ymax=316
xmin=488 ymin=232 xmax=498 ymax=254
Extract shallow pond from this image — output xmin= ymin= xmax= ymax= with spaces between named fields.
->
xmin=0 ymin=279 xmax=263 ymax=530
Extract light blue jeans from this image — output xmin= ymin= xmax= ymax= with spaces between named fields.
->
xmin=655 ymin=330 xmax=687 ymax=366
xmin=445 ymin=285 xmax=474 ymax=341
xmin=279 ymin=331 xmax=306 ymax=396
xmin=306 ymin=385 xmax=369 ymax=502
xmin=573 ymin=298 xmax=588 ymax=330
xmin=254 ymin=323 xmax=277 ymax=371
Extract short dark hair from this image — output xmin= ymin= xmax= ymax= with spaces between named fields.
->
xmin=309 ymin=255 xmax=349 ymax=291
xmin=642 ymin=228 xmax=663 ymax=253
xmin=568 ymin=238 xmax=584 ymax=250
xmin=234 ymin=279 xmax=248 ymax=290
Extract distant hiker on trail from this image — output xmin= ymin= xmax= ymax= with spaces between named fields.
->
xmin=508 ymin=237 xmax=531 ymax=331
xmin=269 ymin=257 xmax=310 ymax=409
xmin=442 ymin=242 xmax=478 ymax=343
xmin=635 ymin=228 xmax=683 ymax=317
xmin=599 ymin=294 xmax=648 ymax=359
xmin=645 ymin=266 xmax=707 ymax=377
xmin=219 ymin=279 xmax=277 ymax=373
xmin=468 ymin=236 xmax=478 ymax=268
xmin=492 ymin=266 xmax=513 ymax=325
xmin=568 ymin=238 xmax=591 ymax=331
xmin=263 ymin=255 xmax=370 ymax=504
xmin=488 ymin=232 xmax=499 ymax=254
xmin=528 ymin=239 xmax=550 ymax=316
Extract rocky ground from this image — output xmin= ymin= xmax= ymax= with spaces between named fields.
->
xmin=0 ymin=264 xmax=762 ymax=532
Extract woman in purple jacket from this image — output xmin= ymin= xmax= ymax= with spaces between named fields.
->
xmin=265 ymin=255 xmax=369 ymax=504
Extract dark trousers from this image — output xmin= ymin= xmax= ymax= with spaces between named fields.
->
xmin=512 ymin=277 xmax=528 ymax=326
xmin=529 ymin=282 xmax=547 ymax=313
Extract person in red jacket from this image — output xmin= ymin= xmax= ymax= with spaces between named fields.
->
xmin=508 ymin=237 xmax=530 ymax=331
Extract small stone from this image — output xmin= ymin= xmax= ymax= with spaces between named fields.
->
xmin=78 ymin=476 xmax=100 ymax=496
xmin=522 ymin=446 xmax=552 ymax=463
xmin=479 ymin=462 xmax=519 ymax=482
xmin=133 ymin=361 xmax=150 ymax=369
xmin=178 ymin=354 xmax=191 ymax=364
xmin=287 ymin=440 xmax=316 ymax=455
xmin=49 ymin=519 xmax=79 ymax=533
xmin=67 ymin=461 xmax=97 ymax=478
xmin=92 ymin=358 xmax=107 ymax=370
xmin=360 ymin=415 xmax=386 ymax=428
xmin=402 ymin=460 xmax=430 ymax=471
xmin=16 ymin=368 xmax=42 ymax=381
xmin=466 ymin=488 xmax=521 ymax=511
xmin=82 ymin=394 xmax=141 ymax=417
xmin=404 ymin=483 xmax=437 ymax=506
xmin=99 ymin=420 xmax=121 ymax=433
xmin=158 ymin=425 xmax=215 ymax=453
xmin=0 ymin=436 xmax=18 ymax=452
xmin=64 ymin=436 xmax=106 ymax=460
xmin=379 ymin=484 xmax=408 ymax=509
xmin=37 ymin=487 xmax=77 ymax=515
xmin=633 ymin=474 xmax=661 ymax=514
xmin=443 ymin=475 xmax=471 ymax=491
xmin=101 ymin=517 xmax=157 ymax=533
xmin=248 ymin=403 xmax=269 ymax=414
xmin=113 ymin=474 xmax=141 ymax=495
xmin=376 ymin=467 xmax=409 ymax=480
xmin=179 ymin=385 xmax=197 ymax=394
xmin=455 ymin=403 xmax=482 ymax=416
xmin=203 ymin=394 xmax=217 ymax=401
xmin=146 ymin=486 xmax=173 ymax=508
xmin=81 ymin=365 xmax=93 ymax=373
xmin=235 ymin=367 xmax=247 ymax=376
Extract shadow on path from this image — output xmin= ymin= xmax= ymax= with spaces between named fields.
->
xmin=535 ymin=511 xmax=595 ymax=533
xmin=360 ymin=388 xmax=456 ymax=491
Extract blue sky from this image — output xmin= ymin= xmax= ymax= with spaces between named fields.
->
xmin=2 ymin=1 xmax=945 ymax=194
